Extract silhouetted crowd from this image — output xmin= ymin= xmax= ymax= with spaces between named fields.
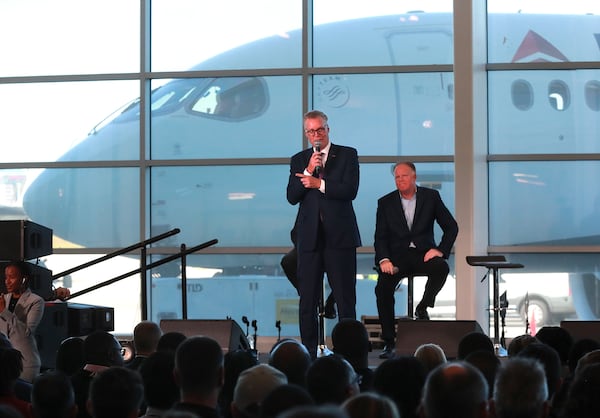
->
xmin=1 ymin=319 xmax=599 ymax=418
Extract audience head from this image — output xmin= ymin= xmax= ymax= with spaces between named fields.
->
xmin=372 ymin=356 xmax=426 ymax=418
xmin=260 ymin=384 xmax=314 ymax=418
xmin=507 ymin=334 xmax=538 ymax=357
xmin=414 ymin=343 xmax=447 ymax=374
xmin=465 ymin=350 xmax=501 ymax=399
xmin=174 ymin=336 xmax=224 ymax=400
xmin=491 ymin=357 xmax=548 ymax=418
xmin=268 ymin=338 xmax=312 ymax=387
xmin=420 ymin=361 xmax=489 ymax=418
xmin=517 ymin=342 xmax=561 ymax=399
xmin=342 ymin=392 xmax=400 ymax=418
xmin=139 ymin=350 xmax=178 ymax=411
xmin=534 ymin=326 xmax=573 ymax=366
xmin=331 ymin=319 xmax=372 ymax=369
xmin=83 ymin=331 xmax=124 ymax=367
xmin=569 ymin=339 xmax=600 ymax=373
xmin=457 ymin=332 xmax=494 ymax=360
xmin=278 ymin=404 xmax=350 ymax=418
xmin=562 ymin=363 xmax=600 ymax=418
xmin=88 ymin=366 xmax=144 ymax=418
xmin=157 ymin=331 xmax=187 ymax=353
xmin=220 ymin=348 xmax=259 ymax=417
xmin=0 ymin=347 xmax=23 ymax=393
xmin=55 ymin=337 xmax=85 ymax=376
xmin=132 ymin=320 xmax=162 ymax=356
xmin=0 ymin=405 xmax=22 ymax=418
xmin=231 ymin=364 xmax=287 ymax=418
xmin=306 ymin=354 xmax=360 ymax=405
xmin=31 ymin=370 xmax=77 ymax=418
xmin=574 ymin=348 xmax=600 ymax=375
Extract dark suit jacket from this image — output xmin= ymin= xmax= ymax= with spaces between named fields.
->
xmin=287 ymin=143 xmax=361 ymax=252
xmin=374 ymin=186 xmax=458 ymax=263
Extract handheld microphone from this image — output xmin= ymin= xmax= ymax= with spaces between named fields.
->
xmin=314 ymin=140 xmax=322 ymax=177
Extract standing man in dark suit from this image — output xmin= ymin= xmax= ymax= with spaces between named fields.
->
xmin=287 ymin=110 xmax=361 ymax=359
xmin=375 ymin=161 xmax=458 ymax=359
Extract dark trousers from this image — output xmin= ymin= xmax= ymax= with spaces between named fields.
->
xmin=297 ymin=244 xmax=356 ymax=358
xmin=375 ymin=249 xmax=449 ymax=343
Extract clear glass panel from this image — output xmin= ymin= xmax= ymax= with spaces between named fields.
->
xmin=0 ymin=1 xmax=139 ymax=77
xmin=314 ymin=9 xmax=454 ymax=67
xmin=0 ymin=81 xmax=140 ymax=163
xmin=485 ymin=253 xmax=600 ymax=339
xmin=150 ymin=166 xmax=296 ymax=247
xmin=151 ymin=0 xmax=302 ymax=71
xmin=314 ymin=73 xmax=454 ymax=156
xmin=487 ymin=2 xmax=600 ymax=63
xmin=150 ymin=76 xmax=302 ymax=159
xmin=489 ymin=70 xmax=600 ymax=154
xmin=489 ymin=161 xmax=600 ymax=246
xmin=0 ymin=168 xmax=42 ymax=220
xmin=43 ymin=253 xmax=142 ymax=334
xmin=148 ymin=253 xmax=457 ymax=338
xmin=21 ymin=168 xmax=140 ymax=248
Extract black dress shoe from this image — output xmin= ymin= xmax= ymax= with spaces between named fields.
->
xmin=379 ymin=344 xmax=394 ymax=359
xmin=323 ymin=295 xmax=337 ymax=319
xmin=415 ymin=308 xmax=430 ymax=320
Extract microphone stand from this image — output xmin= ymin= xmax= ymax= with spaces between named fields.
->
xmin=524 ymin=292 xmax=530 ymax=335
xmin=251 ymin=320 xmax=258 ymax=350
xmin=500 ymin=291 xmax=508 ymax=350
xmin=275 ymin=320 xmax=281 ymax=343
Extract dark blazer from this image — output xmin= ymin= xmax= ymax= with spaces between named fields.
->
xmin=374 ymin=186 xmax=458 ymax=263
xmin=287 ymin=143 xmax=361 ymax=252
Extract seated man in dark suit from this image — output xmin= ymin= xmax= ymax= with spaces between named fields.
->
xmin=374 ymin=161 xmax=458 ymax=359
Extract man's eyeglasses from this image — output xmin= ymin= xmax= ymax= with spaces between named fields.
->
xmin=304 ymin=126 xmax=327 ymax=136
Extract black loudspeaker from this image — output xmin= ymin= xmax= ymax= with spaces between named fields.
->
xmin=160 ymin=319 xmax=250 ymax=353
xmin=67 ymin=303 xmax=115 ymax=336
xmin=560 ymin=320 xmax=600 ymax=342
xmin=35 ymin=302 xmax=115 ymax=370
xmin=395 ymin=319 xmax=485 ymax=359
xmin=35 ymin=303 xmax=68 ymax=370
xmin=0 ymin=220 xmax=52 ymax=260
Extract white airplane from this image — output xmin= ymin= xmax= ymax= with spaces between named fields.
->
xmin=12 ymin=12 xmax=600 ymax=336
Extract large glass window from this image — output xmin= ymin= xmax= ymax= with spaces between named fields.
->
xmin=150 ymin=166 xmax=296 ymax=247
xmin=150 ymin=0 xmax=302 ymax=71
xmin=489 ymin=70 xmax=600 ymax=154
xmin=21 ymin=168 xmax=140 ymax=249
xmin=314 ymin=73 xmax=455 ymax=156
xmin=0 ymin=81 xmax=140 ymax=163
xmin=313 ymin=0 xmax=453 ymax=67
xmin=150 ymin=76 xmax=302 ymax=159
xmin=0 ymin=1 xmax=139 ymax=77
xmin=489 ymin=253 xmax=600 ymax=338
xmin=489 ymin=161 xmax=600 ymax=246
xmin=487 ymin=3 xmax=600 ymax=64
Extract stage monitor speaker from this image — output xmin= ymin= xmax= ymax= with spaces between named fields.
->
xmin=0 ymin=220 xmax=53 ymax=261
xmin=560 ymin=320 xmax=600 ymax=342
xmin=160 ymin=319 xmax=250 ymax=353
xmin=395 ymin=319 xmax=485 ymax=359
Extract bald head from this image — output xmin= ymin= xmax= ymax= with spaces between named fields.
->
xmin=269 ymin=339 xmax=312 ymax=387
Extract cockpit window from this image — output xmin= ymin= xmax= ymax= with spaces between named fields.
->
xmin=511 ymin=79 xmax=533 ymax=111
xmin=190 ymin=77 xmax=268 ymax=120
xmin=548 ymin=80 xmax=570 ymax=111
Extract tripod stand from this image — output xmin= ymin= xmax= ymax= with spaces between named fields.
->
xmin=317 ymin=281 xmax=333 ymax=357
